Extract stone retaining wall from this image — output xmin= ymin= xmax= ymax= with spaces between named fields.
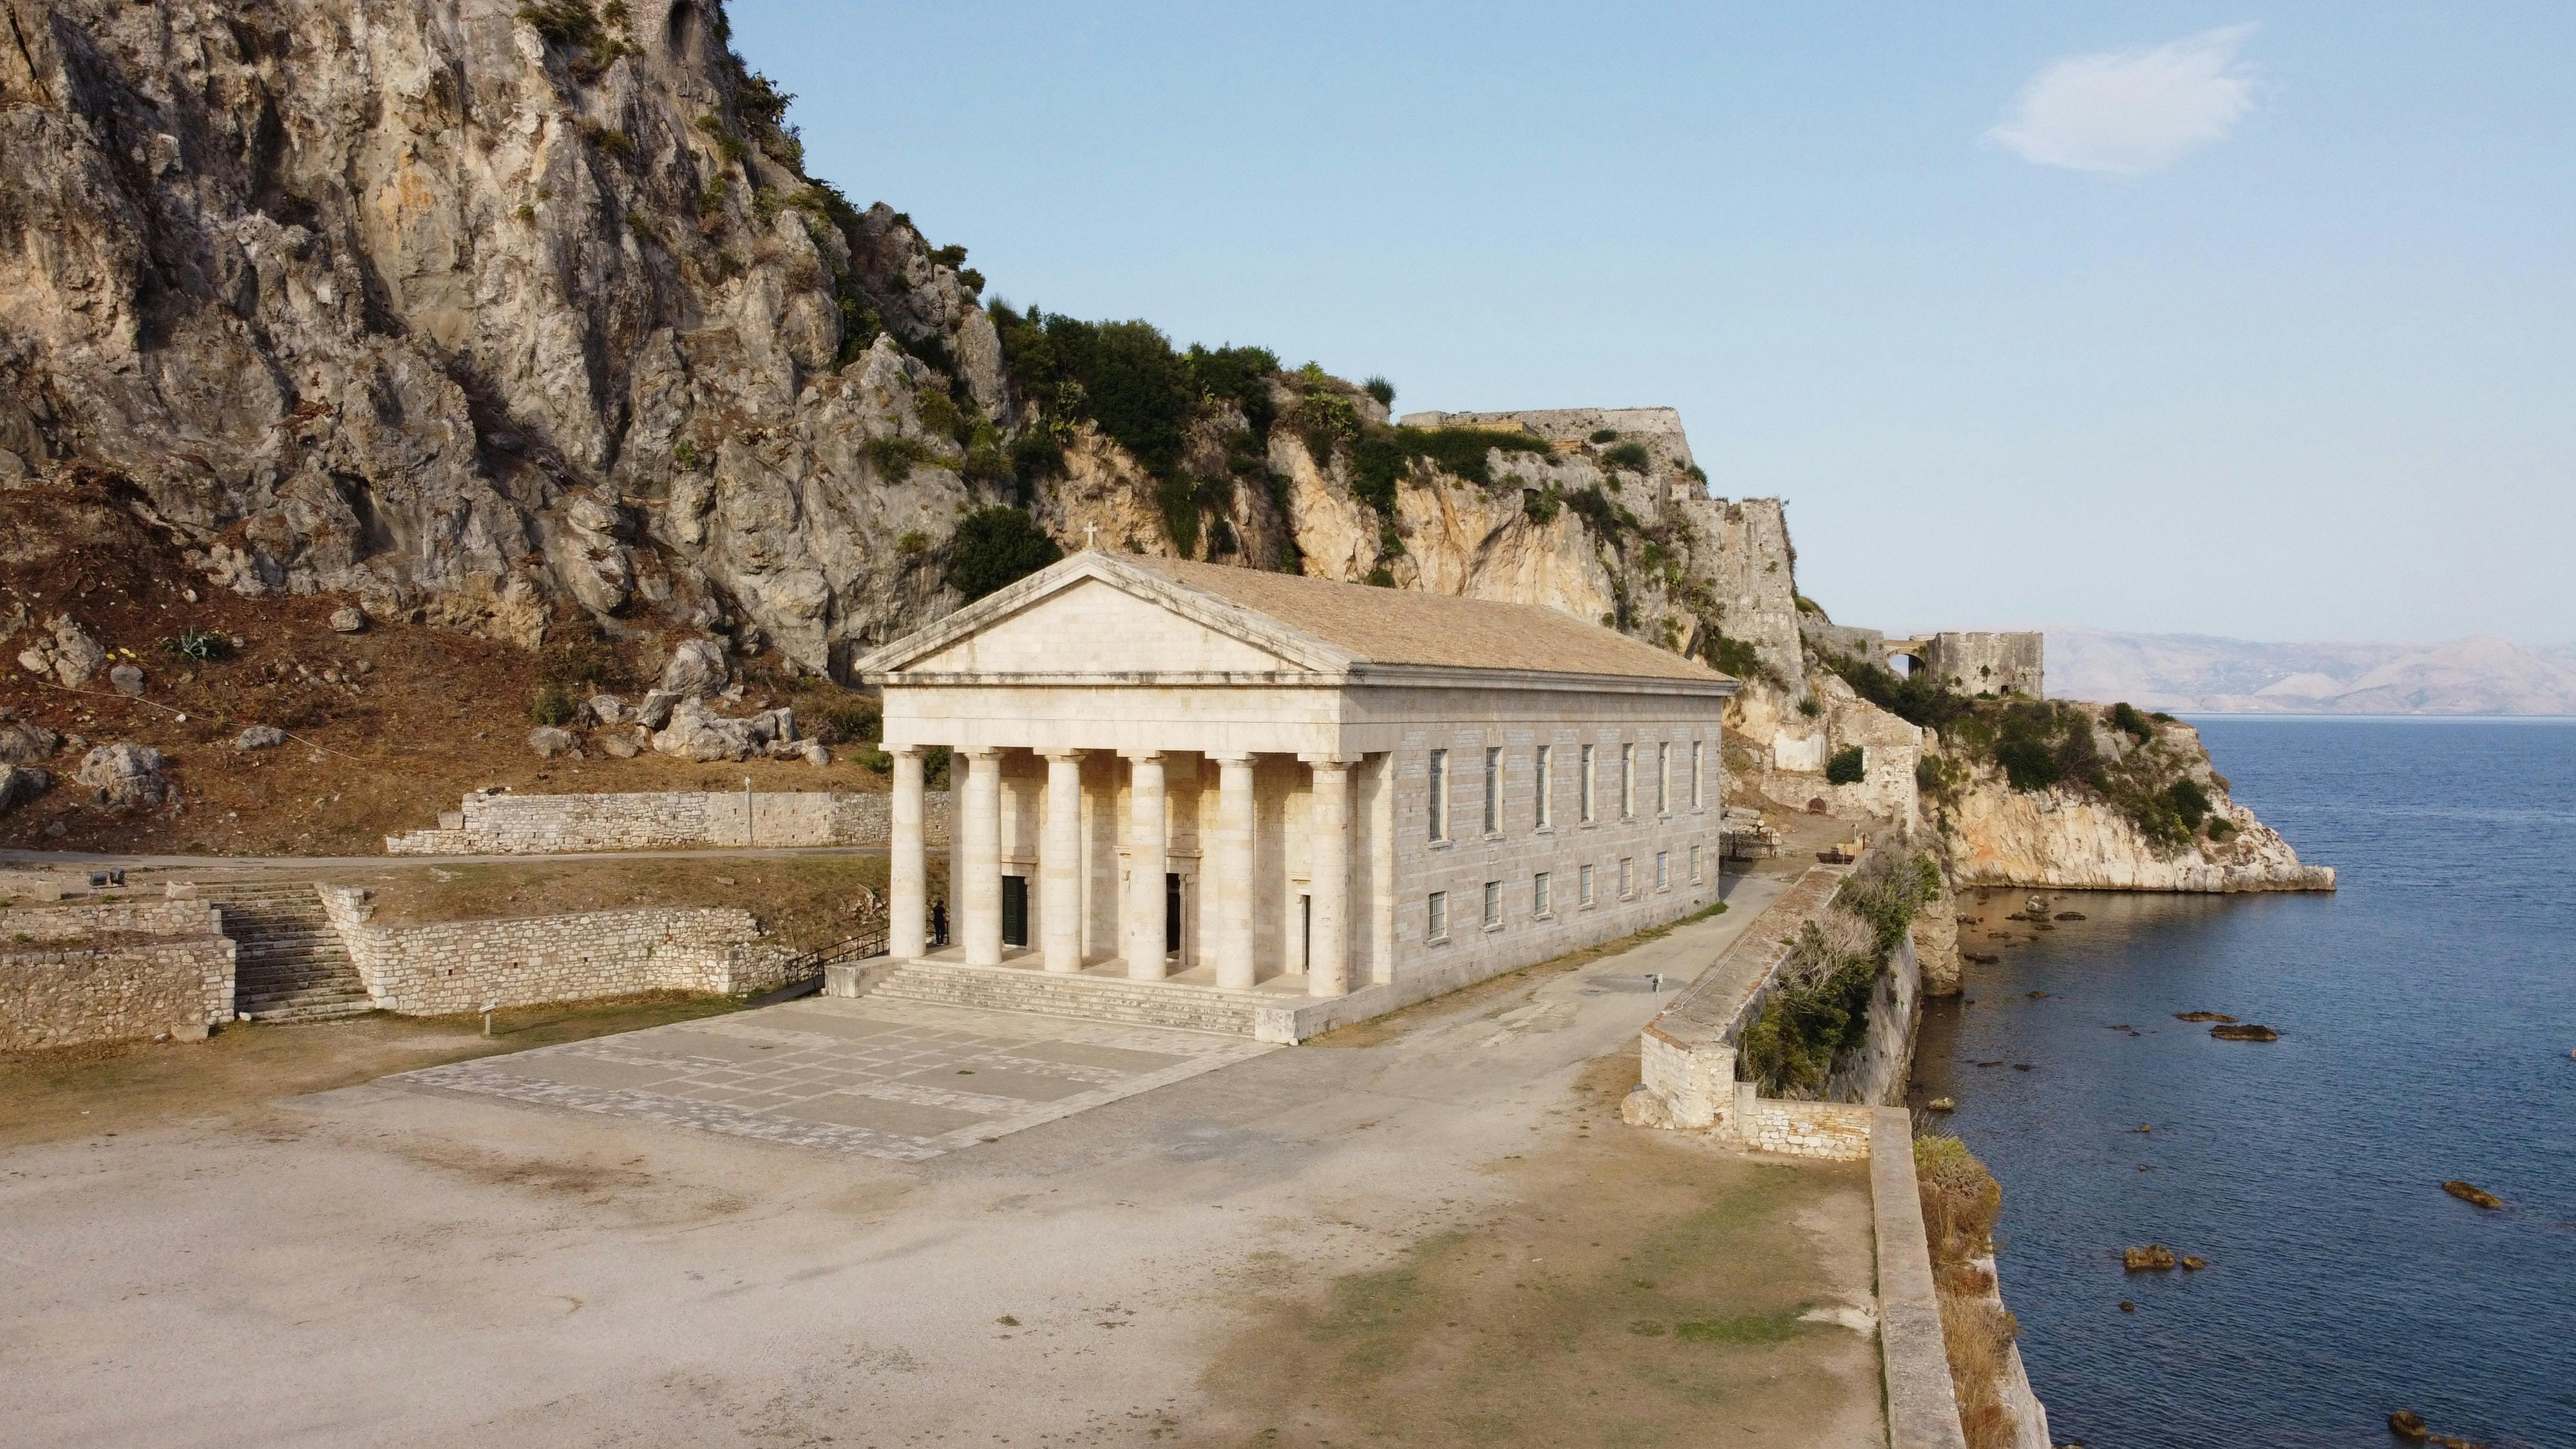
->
xmin=0 ymin=900 xmax=234 ymax=1048
xmin=320 ymin=889 xmax=792 ymax=1014
xmin=386 ymin=788 xmax=950 ymax=855
xmin=1735 ymin=1091 xmax=1877 ymax=1160
xmin=1626 ymin=850 xmax=1919 ymax=1147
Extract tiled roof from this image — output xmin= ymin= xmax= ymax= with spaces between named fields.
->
xmin=1115 ymin=554 xmax=1729 ymax=685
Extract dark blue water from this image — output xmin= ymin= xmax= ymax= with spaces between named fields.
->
xmin=1911 ymin=718 xmax=2576 ymax=1449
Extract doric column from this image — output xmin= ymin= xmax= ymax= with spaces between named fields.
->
xmin=1040 ymin=748 xmax=1085 ymax=974
xmin=959 ymin=747 xmax=1003 ymax=966
xmin=1123 ymin=751 xmax=1168 ymax=980
xmin=888 ymin=747 xmax=927 ymax=960
xmin=1213 ymin=754 xmax=1258 ymax=990
xmin=1305 ymin=756 xmax=1352 ymax=998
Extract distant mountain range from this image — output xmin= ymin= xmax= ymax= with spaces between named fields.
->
xmin=2048 ymin=630 xmax=2576 ymax=716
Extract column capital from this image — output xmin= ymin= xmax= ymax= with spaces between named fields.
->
xmin=1300 ymin=752 xmax=1358 ymax=770
xmin=886 ymin=743 xmax=923 ymax=760
xmin=1119 ymin=748 xmax=1166 ymax=763
xmin=957 ymin=744 xmax=1002 ymax=760
xmin=1037 ymin=746 xmax=1088 ymax=762
xmin=1211 ymin=751 xmax=1258 ymax=767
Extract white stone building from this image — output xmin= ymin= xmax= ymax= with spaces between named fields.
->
xmin=853 ymin=552 xmax=1738 ymax=1041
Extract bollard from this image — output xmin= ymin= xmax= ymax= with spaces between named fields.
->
xmin=482 ymin=999 xmax=497 ymax=1036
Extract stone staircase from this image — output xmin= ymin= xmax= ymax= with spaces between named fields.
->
xmin=214 ymin=883 xmax=374 ymax=1023
xmin=862 ymin=960 xmax=1265 ymax=1037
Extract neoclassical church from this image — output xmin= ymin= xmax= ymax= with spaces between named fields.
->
xmin=853 ymin=552 xmax=1738 ymax=1041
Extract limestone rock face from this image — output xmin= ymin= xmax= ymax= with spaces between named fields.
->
xmin=1940 ymin=732 xmax=2333 ymax=893
xmin=657 ymin=639 xmax=731 ymax=698
xmin=0 ymin=0 xmax=999 ymax=672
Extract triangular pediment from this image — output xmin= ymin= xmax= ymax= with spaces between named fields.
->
xmin=857 ymin=554 xmax=1352 ymax=679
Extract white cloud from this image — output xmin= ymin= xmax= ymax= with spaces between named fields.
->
xmin=1988 ymin=24 xmax=2258 ymax=176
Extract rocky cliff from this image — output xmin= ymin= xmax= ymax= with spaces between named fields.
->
xmin=0 ymin=0 xmax=2330 ymax=902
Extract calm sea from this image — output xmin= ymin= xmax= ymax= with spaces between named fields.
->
xmin=1911 ymin=717 xmax=2576 ymax=1449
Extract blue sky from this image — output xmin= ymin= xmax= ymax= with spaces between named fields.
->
xmin=729 ymin=3 xmax=2574 ymax=645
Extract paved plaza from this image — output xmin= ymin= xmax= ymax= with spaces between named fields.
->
xmin=397 ymin=996 xmax=1273 ymax=1160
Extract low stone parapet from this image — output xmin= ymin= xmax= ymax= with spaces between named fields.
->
xmin=1736 ymin=1090 xmax=1875 ymax=1160
xmin=320 ymin=887 xmax=790 ymax=1014
xmin=384 ymin=788 xmax=951 ymax=855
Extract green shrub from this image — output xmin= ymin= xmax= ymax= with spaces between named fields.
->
xmin=1296 ymin=393 xmax=1364 ymax=483
xmin=2164 ymin=777 xmax=2213 ymax=830
xmin=159 ymin=627 xmax=232 ymax=663
xmin=1154 ymin=475 xmax=1201 ymax=556
xmin=530 ymin=683 xmax=578 ymax=726
xmin=1700 ymin=630 xmax=1764 ymax=681
xmin=866 ymin=434 xmax=935 ymax=478
xmin=1009 ymin=430 xmax=1065 ymax=484
xmin=1994 ymin=734 xmax=2061 ymax=791
xmin=1602 ymin=440 xmax=1651 ymax=472
xmin=1589 ymin=428 xmax=1618 ymax=444
xmin=1362 ymin=375 xmax=1396 ymax=407
xmin=809 ymin=704 xmax=879 ymax=745
xmin=1826 ymin=746 xmax=1866 ymax=785
xmin=1522 ymin=486 xmax=1561 ymax=525
xmin=1915 ymin=1135 xmax=2003 ymax=1266
xmin=1186 ymin=344 xmax=1281 ymax=430
xmin=2206 ymin=816 xmax=2236 ymax=840
xmin=1363 ymin=566 xmax=1395 ymax=587
xmin=1797 ymin=696 xmax=1822 ymax=718
xmin=896 ymin=530 xmax=929 ymax=556
xmin=946 ymin=506 xmax=1061 ymax=601
xmin=915 ymin=388 xmax=972 ymax=446
xmin=2109 ymin=701 xmax=2154 ymax=742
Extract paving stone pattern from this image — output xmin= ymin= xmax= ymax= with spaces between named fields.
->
xmin=394 ymin=997 xmax=1273 ymax=1160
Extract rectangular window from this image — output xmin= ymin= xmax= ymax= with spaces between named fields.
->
xmin=1534 ymin=870 xmax=1552 ymax=916
xmin=1656 ymin=742 xmax=1670 ymax=815
xmin=1689 ymin=844 xmax=1703 ymax=882
xmin=1690 ymin=741 xmax=1704 ymax=809
xmin=1579 ymin=744 xmax=1596 ymax=822
xmin=1578 ymin=864 xmax=1595 ymax=907
xmin=1482 ymin=880 xmax=1501 ymax=930
xmin=1483 ymin=746 xmax=1502 ymax=835
xmin=1620 ymin=744 xmax=1636 ymax=820
xmin=1656 ymin=850 xmax=1671 ymax=889
xmin=1427 ymin=750 xmax=1448 ymax=841
xmin=1533 ymin=745 xmax=1553 ymax=829
xmin=1619 ymin=857 xmax=1635 ymax=898
xmin=1427 ymin=890 xmax=1448 ymax=940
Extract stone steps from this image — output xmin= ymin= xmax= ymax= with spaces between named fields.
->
xmin=214 ymin=884 xmax=372 ymax=1024
xmin=863 ymin=962 xmax=1264 ymax=1037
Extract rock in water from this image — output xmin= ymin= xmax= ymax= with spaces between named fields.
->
xmin=2389 ymin=1410 xmax=2431 ymax=1442
xmin=2209 ymin=1023 xmax=2279 ymax=1041
xmin=2442 ymin=1180 xmax=2504 ymax=1209
xmin=2180 ymin=1255 xmax=2208 ymax=1270
xmin=2175 ymin=1011 xmax=2238 ymax=1023
xmin=1926 ymin=1097 xmax=1956 ymax=1112
xmin=2121 ymin=1244 xmax=2177 ymax=1271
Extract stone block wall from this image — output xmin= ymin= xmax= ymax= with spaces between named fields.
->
xmin=321 ymin=889 xmax=792 ymax=1014
xmin=1734 ymin=1091 xmax=1875 ymax=1160
xmin=1922 ymin=632 xmax=2044 ymax=699
xmin=0 ymin=900 xmax=234 ymax=1048
xmin=386 ymin=789 xmax=950 ymax=855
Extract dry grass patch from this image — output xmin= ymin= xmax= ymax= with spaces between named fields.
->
xmin=1187 ymin=1050 xmax=1879 ymax=1447
xmin=0 ymin=991 xmax=746 ymax=1148
xmin=1916 ymin=1133 xmax=2025 ymax=1449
